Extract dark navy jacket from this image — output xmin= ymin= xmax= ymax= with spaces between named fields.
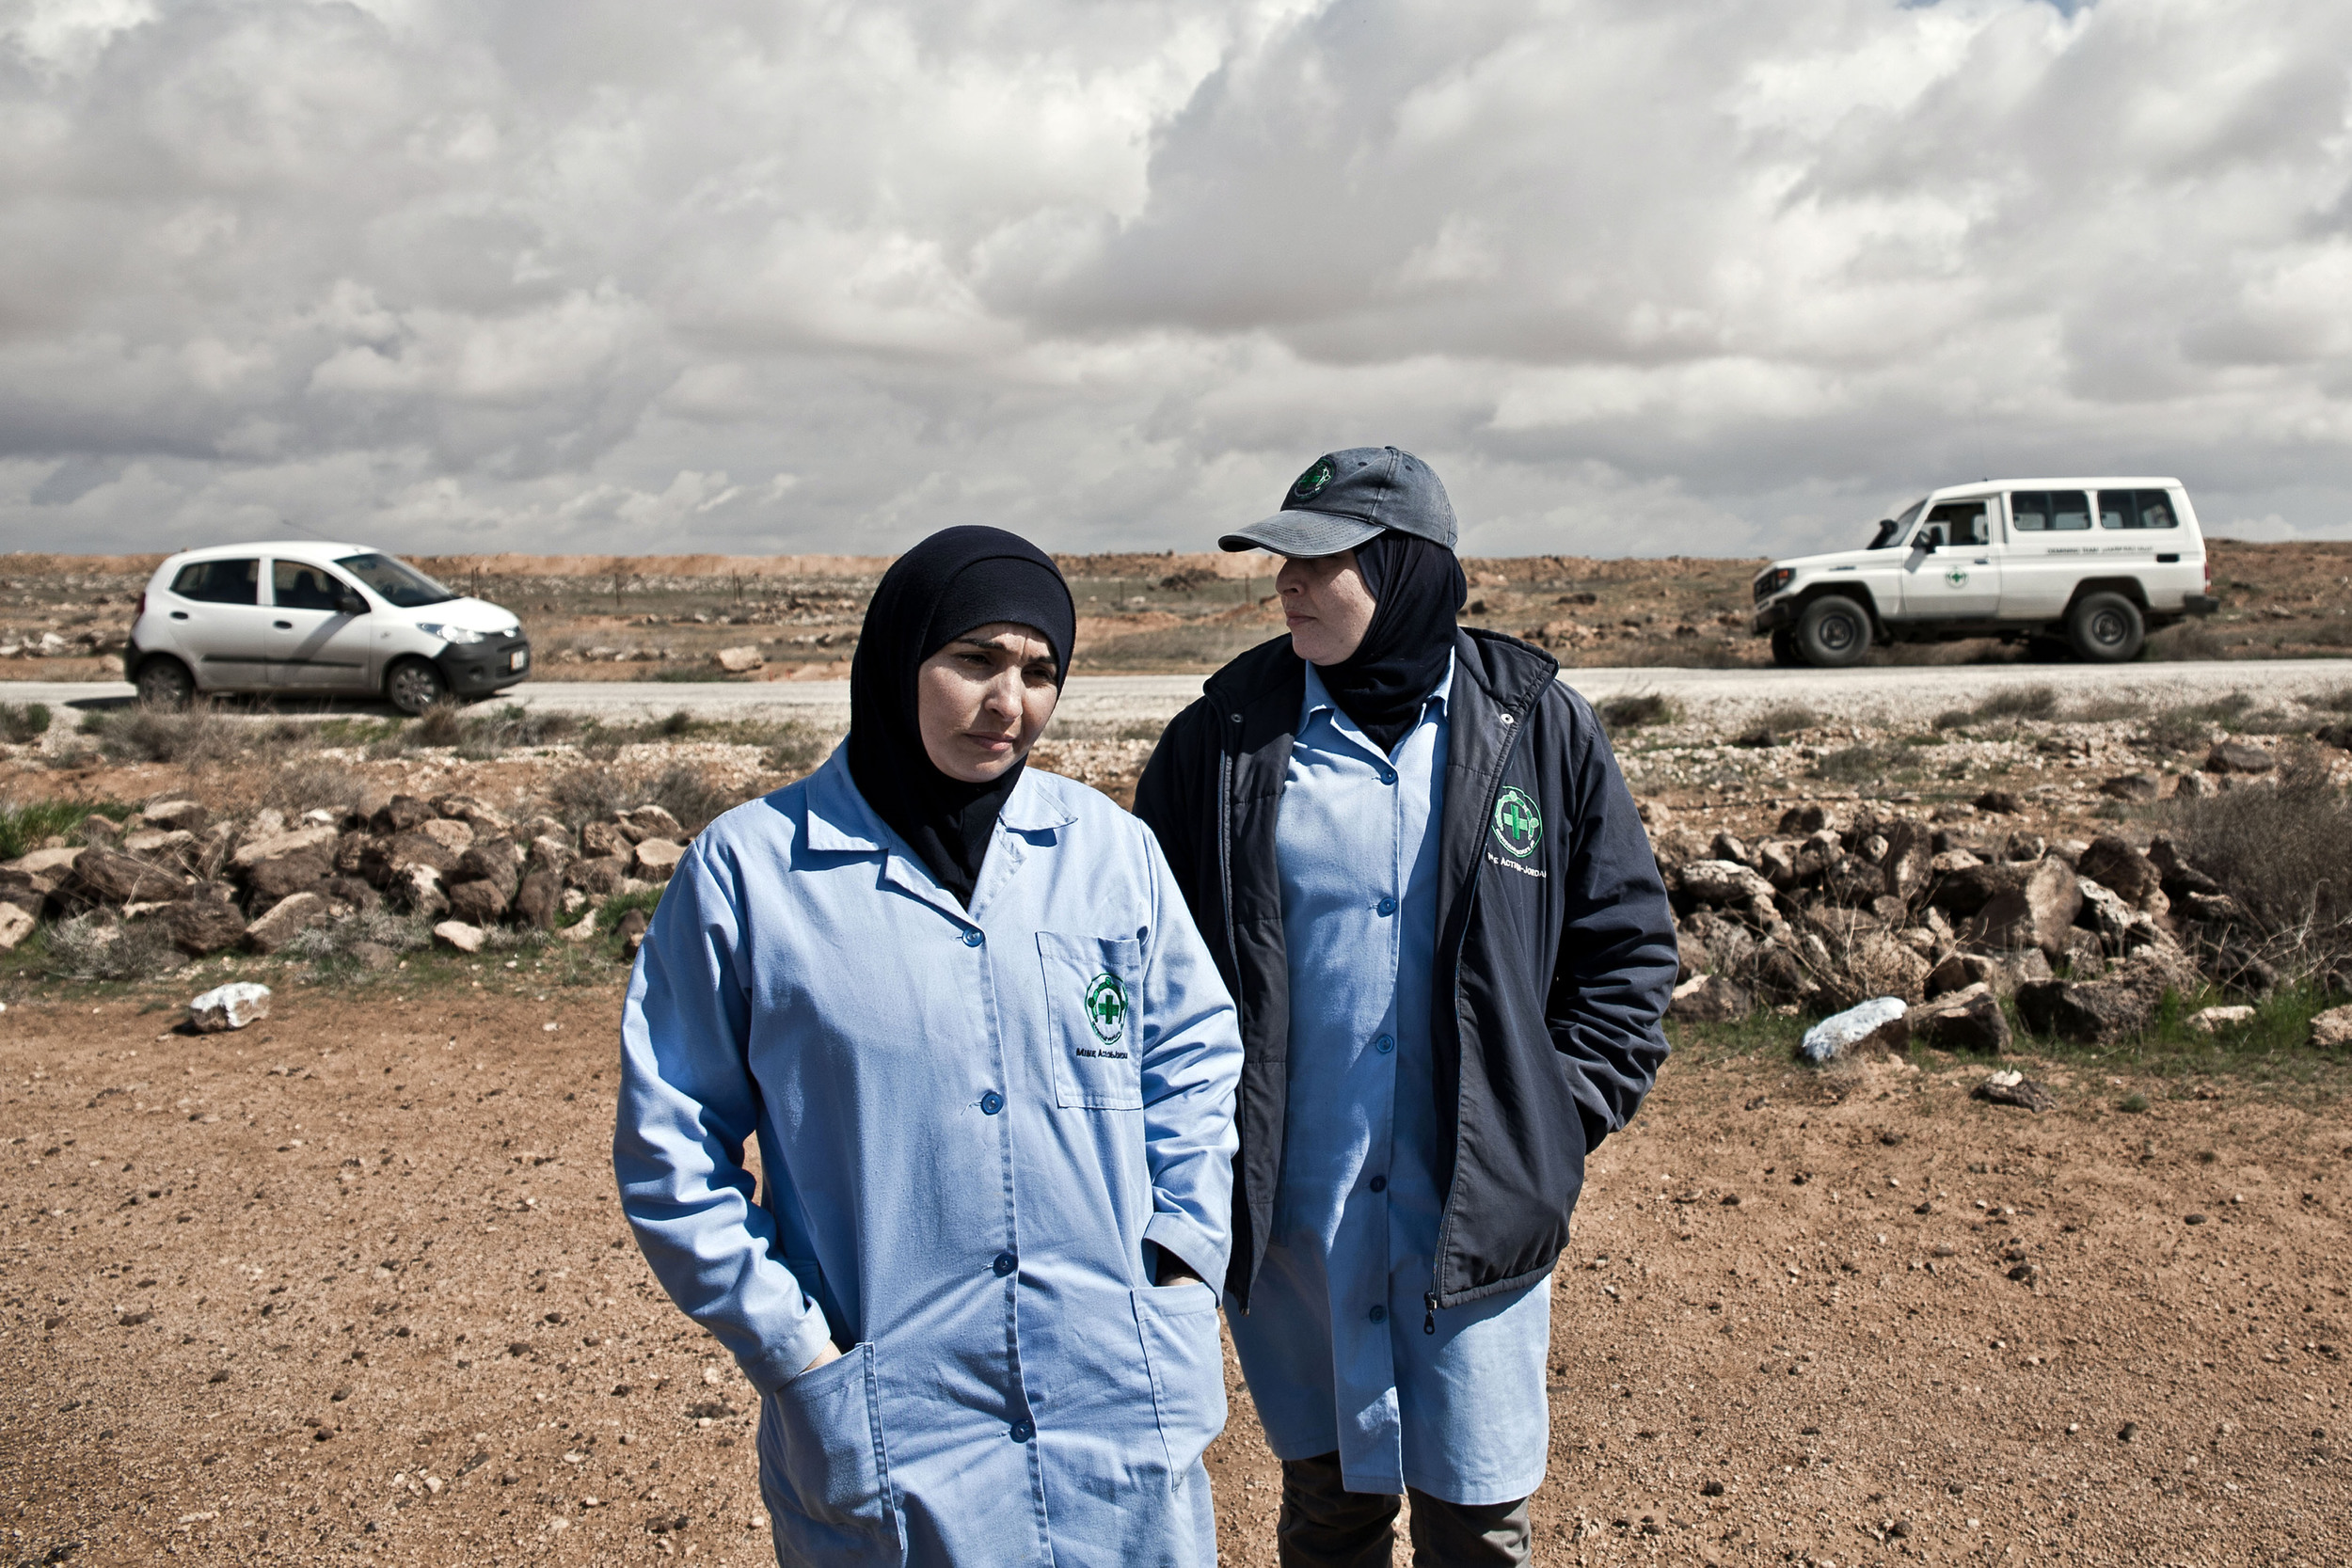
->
xmin=1134 ymin=626 xmax=1676 ymax=1319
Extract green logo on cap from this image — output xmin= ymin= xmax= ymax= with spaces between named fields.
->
xmin=1292 ymin=458 xmax=1335 ymax=500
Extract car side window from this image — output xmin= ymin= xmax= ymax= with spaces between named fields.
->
xmin=2008 ymin=491 xmax=2090 ymax=532
xmin=169 ymin=559 xmax=261 ymax=605
xmin=1919 ymin=499 xmax=1990 ymax=548
xmin=272 ymin=559 xmax=356 ymax=611
xmin=2098 ymin=489 xmax=2180 ymax=530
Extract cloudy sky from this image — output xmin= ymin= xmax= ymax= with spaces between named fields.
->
xmin=2 ymin=0 xmax=2348 ymax=560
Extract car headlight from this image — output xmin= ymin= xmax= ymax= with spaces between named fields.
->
xmin=1756 ymin=567 xmax=1796 ymax=599
xmin=417 ymin=623 xmax=484 ymax=645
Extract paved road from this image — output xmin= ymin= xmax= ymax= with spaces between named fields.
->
xmin=8 ymin=658 xmax=2349 ymax=731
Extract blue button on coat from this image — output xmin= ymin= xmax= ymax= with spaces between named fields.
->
xmin=616 ymin=748 xmax=1243 ymax=1566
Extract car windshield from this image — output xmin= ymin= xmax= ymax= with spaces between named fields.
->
xmin=335 ymin=552 xmax=455 ymax=609
xmin=1867 ymin=499 xmax=1926 ymax=549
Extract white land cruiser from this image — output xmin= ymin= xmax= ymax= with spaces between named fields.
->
xmin=125 ymin=541 xmax=531 ymax=713
xmin=1750 ymin=477 xmax=2219 ymax=667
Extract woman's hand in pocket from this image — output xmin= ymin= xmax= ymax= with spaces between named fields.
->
xmin=802 ymin=1340 xmax=844 ymax=1374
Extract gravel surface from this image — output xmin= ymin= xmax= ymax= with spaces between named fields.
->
xmin=11 ymin=657 xmax=2351 ymax=734
xmin=7 ymin=990 xmax=2350 ymax=1565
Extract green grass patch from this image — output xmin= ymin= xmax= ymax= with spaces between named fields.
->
xmin=0 ymin=797 xmax=135 ymax=861
xmin=0 ymin=702 xmax=51 ymax=743
xmin=1598 ymin=692 xmax=1677 ymax=732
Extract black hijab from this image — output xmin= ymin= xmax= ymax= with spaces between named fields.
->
xmin=1317 ymin=530 xmax=1468 ymax=755
xmin=847 ymin=527 xmax=1076 ymax=907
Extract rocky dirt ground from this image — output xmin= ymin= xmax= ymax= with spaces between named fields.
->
xmin=5 ymin=538 xmax=2351 ymax=687
xmin=5 ymin=578 xmax=2352 ymax=1564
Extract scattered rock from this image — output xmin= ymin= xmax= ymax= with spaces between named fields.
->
xmin=393 ymin=863 xmax=451 ymax=920
xmin=1973 ymin=789 xmax=2021 ymax=815
xmin=188 ymin=981 xmax=273 ymax=1032
xmin=2312 ymin=1005 xmax=2352 ymax=1051
xmin=371 ymin=795 xmax=437 ymax=834
xmin=1926 ymin=951 xmax=2002 ymax=999
xmin=455 ymin=838 xmax=523 ymax=900
xmin=1910 ymin=984 xmax=2011 ymax=1054
xmin=2205 ymin=739 xmax=2275 ymax=775
xmin=1969 ymin=858 xmax=2081 ymax=960
xmin=0 ymin=902 xmax=32 ymax=951
xmin=621 ymin=804 xmax=685 ymax=840
xmin=2016 ymin=975 xmax=2159 ymax=1044
xmin=141 ymin=799 xmax=210 ymax=833
xmin=715 ymin=645 xmax=765 ymax=673
xmin=157 ymin=898 xmax=248 ymax=958
xmin=245 ymin=892 xmax=329 ymax=955
xmin=2076 ymin=835 xmax=2162 ymax=907
xmin=2098 ymin=773 xmax=2162 ymax=802
xmin=564 ymin=856 xmax=628 ymax=895
xmin=228 ymin=824 xmax=341 ymax=872
xmin=432 ymin=920 xmax=486 ymax=955
xmin=1972 ymin=1069 xmax=2056 ymax=1112
xmin=445 ymin=879 xmax=511 ymax=926
xmin=349 ymin=941 xmax=398 ymax=973
xmin=1668 ymin=974 xmax=1753 ymax=1022
xmin=246 ymin=847 xmax=332 ymax=905
xmin=1798 ymin=996 xmax=1910 ymax=1064
xmin=2188 ymin=1005 xmax=2256 ymax=1035
xmin=434 ymin=795 xmax=512 ymax=834
xmin=558 ymin=915 xmax=601 ymax=944
xmin=632 ymin=840 xmax=688 ymax=883
xmin=66 ymin=847 xmax=192 ymax=908
xmin=2173 ymin=769 xmax=2221 ymax=799
xmin=580 ymin=822 xmax=632 ymax=860
xmin=616 ymin=908 xmax=650 ymax=959
xmin=416 ymin=817 xmax=476 ymax=854
xmin=513 ymin=871 xmax=562 ymax=931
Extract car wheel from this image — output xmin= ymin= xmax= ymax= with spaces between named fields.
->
xmin=135 ymin=657 xmax=195 ymax=710
xmin=2067 ymin=592 xmax=2144 ymax=663
xmin=1769 ymin=627 xmax=1804 ymax=668
xmin=1795 ymin=596 xmax=1872 ymax=668
xmin=386 ymin=658 xmax=448 ymax=716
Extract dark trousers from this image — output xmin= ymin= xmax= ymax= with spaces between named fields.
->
xmin=1276 ymin=1452 xmax=1532 ymax=1568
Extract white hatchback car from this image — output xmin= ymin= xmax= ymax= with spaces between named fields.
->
xmin=1750 ymin=477 xmax=2220 ymax=667
xmin=125 ymin=542 xmax=531 ymax=713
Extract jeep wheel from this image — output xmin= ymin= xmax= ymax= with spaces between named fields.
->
xmin=2067 ymin=592 xmax=2144 ymax=663
xmin=1795 ymin=596 xmax=1872 ymax=668
xmin=386 ymin=657 xmax=448 ymax=716
xmin=135 ymin=657 xmax=195 ymax=710
xmin=1769 ymin=627 xmax=1804 ymax=668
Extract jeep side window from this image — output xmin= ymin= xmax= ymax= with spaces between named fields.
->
xmin=1919 ymin=500 xmax=1990 ymax=548
xmin=2009 ymin=491 xmax=2090 ymax=531
xmin=2097 ymin=489 xmax=2180 ymax=530
xmin=168 ymin=558 xmax=261 ymax=605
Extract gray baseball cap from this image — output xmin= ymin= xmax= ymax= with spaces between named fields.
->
xmin=1218 ymin=446 xmax=1459 ymax=557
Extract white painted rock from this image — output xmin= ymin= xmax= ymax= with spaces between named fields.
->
xmin=189 ymin=982 xmax=273 ymax=1033
xmin=2187 ymin=1005 xmax=2256 ymax=1035
xmin=715 ymin=645 xmax=765 ymax=673
xmin=1799 ymin=996 xmax=1911 ymax=1065
xmin=0 ymin=902 xmax=34 ymax=952
xmin=432 ymin=920 xmax=485 ymax=955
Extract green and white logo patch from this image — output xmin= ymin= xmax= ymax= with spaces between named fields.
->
xmin=1945 ymin=566 xmax=1970 ymax=589
xmin=1491 ymin=785 xmax=1542 ymax=858
xmin=1292 ymin=457 xmax=1335 ymax=499
xmin=1084 ymin=972 xmax=1129 ymax=1045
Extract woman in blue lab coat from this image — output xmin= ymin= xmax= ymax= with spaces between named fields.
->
xmin=616 ymin=527 xmax=1244 ymax=1567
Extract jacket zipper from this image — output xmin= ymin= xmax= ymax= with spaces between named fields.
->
xmin=1426 ymin=702 xmax=1530 ymax=1333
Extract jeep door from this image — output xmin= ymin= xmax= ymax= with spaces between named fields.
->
xmin=161 ymin=556 xmax=271 ymax=690
xmin=265 ymin=558 xmax=377 ymax=690
xmin=1995 ymin=489 xmax=2095 ymax=620
xmin=1898 ymin=497 xmax=2001 ymax=617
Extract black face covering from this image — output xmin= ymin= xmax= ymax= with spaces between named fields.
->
xmin=847 ymin=527 xmax=1076 ymax=907
xmin=1314 ymin=530 xmax=1467 ymax=755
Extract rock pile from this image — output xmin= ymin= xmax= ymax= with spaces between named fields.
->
xmin=0 ymin=792 xmax=686 ymax=961
xmin=1653 ymin=800 xmax=2256 ymax=1044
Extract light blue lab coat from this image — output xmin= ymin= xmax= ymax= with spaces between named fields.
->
xmin=1225 ymin=658 xmax=1552 ymax=1506
xmin=616 ymin=746 xmax=1243 ymax=1567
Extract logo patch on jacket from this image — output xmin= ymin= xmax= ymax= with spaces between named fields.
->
xmin=1084 ymin=972 xmax=1130 ymax=1045
xmin=1491 ymin=785 xmax=1542 ymax=858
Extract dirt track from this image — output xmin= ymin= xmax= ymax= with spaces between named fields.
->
xmin=7 ymin=986 xmax=2350 ymax=1566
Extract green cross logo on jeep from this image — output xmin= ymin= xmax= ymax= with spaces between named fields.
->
xmin=1945 ymin=566 xmax=1970 ymax=589
xmin=1292 ymin=457 xmax=1335 ymax=499
xmin=1085 ymin=973 xmax=1129 ymax=1045
xmin=1491 ymin=785 xmax=1542 ymax=858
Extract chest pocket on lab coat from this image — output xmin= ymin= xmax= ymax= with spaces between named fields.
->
xmin=1038 ymin=932 xmax=1145 ymax=1110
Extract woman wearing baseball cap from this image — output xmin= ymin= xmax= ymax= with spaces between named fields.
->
xmin=1136 ymin=450 xmax=1676 ymax=1565
xmin=618 ymin=526 xmax=1242 ymax=1566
